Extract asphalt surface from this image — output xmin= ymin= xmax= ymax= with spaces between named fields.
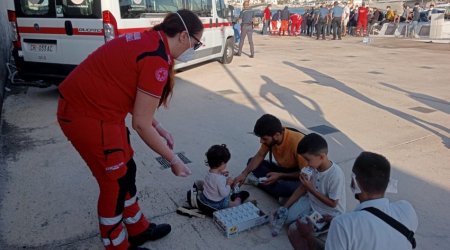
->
xmin=1 ymin=34 xmax=449 ymax=250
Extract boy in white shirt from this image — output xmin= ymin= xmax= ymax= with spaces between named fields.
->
xmin=272 ymin=133 xmax=345 ymax=250
xmin=200 ymin=144 xmax=249 ymax=210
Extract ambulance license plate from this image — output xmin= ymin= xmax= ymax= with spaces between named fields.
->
xmin=29 ymin=43 xmax=56 ymax=53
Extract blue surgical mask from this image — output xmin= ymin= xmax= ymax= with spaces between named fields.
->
xmin=177 ymin=47 xmax=195 ymax=62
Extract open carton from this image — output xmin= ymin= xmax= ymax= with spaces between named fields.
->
xmin=307 ymin=211 xmax=327 ymax=231
xmin=213 ymin=202 xmax=270 ymax=238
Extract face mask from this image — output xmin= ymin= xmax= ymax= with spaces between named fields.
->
xmin=177 ymin=47 xmax=195 ymax=62
xmin=350 ymin=173 xmax=362 ymax=194
xmin=175 ymin=12 xmax=195 ymax=62
xmin=350 ymin=172 xmax=362 ymax=200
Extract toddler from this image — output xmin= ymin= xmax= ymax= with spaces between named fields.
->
xmin=199 ymin=144 xmax=249 ymax=210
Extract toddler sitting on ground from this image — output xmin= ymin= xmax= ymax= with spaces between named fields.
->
xmin=199 ymin=144 xmax=249 ymax=210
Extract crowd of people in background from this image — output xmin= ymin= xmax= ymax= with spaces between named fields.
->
xmin=255 ymin=1 xmax=439 ymax=40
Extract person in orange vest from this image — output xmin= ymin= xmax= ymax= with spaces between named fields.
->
xmin=271 ymin=10 xmax=281 ymax=35
xmin=280 ymin=6 xmax=290 ymax=36
xmin=356 ymin=2 xmax=369 ymax=36
xmin=290 ymin=13 xmax=302 ymax=36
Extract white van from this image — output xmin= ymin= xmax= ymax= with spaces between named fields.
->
xmin=7 ymin=0 xmax=235 ymax=84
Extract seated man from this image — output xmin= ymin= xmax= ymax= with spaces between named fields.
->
xmin=325 ymin=152 xmax=418 ymax=250
xmin=234 ymin=114 xmax=307 ymax=200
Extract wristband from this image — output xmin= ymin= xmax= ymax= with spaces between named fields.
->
xmin=170 ymin=154 xmax=180 ymax=166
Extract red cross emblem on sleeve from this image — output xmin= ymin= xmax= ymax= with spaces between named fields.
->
xmin=155 ymin=67 xmax=168 ymax=82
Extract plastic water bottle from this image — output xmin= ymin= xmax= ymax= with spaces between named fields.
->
xmin=271 ymin=207 xmax=288 ymax=237
xmin=362 ymin=37 xmax=369 ymax=44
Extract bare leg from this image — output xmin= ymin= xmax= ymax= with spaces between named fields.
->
xmin=287 ymin=221 xmax=316 ymax=250
xmin=229 ymin=198 xmax=242 ymax=207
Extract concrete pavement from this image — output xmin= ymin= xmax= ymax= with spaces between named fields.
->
xmin=1 ymin=34 xmax=449 ymax=249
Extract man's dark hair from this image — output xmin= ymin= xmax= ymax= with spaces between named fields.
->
xmin=297 ymin=133 xmax=328 ymax=155
xmin=206 ymin=144 xmax=231 ymax=168
xmin=253 ymin=114 xmax=283 ymax=137
xmin=352 ymin=152 xmax=390 ymax=194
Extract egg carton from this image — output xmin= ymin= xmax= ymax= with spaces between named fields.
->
xmin=213 ymin=202 xmax=270 ymax=238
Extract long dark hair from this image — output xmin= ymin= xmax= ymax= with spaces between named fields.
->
xmin=153 ymin=10 xmax=203 ymax=107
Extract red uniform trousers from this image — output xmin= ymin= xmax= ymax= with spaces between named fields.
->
xmin=291 ymin=22 xmax=300 ymax=35
xmin=57 ymin=97 xmax=150 ymax=250
xmin=356 ymin=20 xmax=368 ymax=35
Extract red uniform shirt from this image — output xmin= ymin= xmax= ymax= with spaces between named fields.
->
xmin=264 ymin=7 xmax=271 ymax=20
xmin=358 ymin=7 xmax=369 ymax=21
xmin=290 ymin=13 xmax=302 ymax=24
xmin=59 ymin=30 xmax=173 ymax=121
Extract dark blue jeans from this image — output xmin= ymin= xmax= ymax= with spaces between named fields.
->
xmin=249 ymin=158 xmax=300 ymax=199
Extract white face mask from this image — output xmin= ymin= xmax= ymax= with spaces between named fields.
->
xmin=350 ymin=173 xmax=362 ymax=195
xmin=177 ymin=47 xmax=195 ymax=62
xmin=175 ymin=12 xmax=195 ymax=62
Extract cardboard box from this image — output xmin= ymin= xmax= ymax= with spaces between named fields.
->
xmin=213 ymin=202 xmax=270 ymax=238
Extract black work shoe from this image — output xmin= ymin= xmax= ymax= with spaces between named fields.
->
xmin=129 ymin=223 xmax=171 ymax=246
xmin=129 ymin=246 xmax=150 ymax=250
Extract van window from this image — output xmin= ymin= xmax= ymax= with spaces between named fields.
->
xmin=188 ymin=0 xmax=212 ymax=17
xmin=61 ymin=0 xmax=101 ymax=18
xmin=119 ymin=0 xmax=212 ymax=18
xmin=19 ymin=0 xmax=50 ymax=16
xmin=215 ymin=0 xmax=225 ymax=18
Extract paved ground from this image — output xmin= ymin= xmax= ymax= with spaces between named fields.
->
xmin=1 ymin=34 xmax=449 ymax=250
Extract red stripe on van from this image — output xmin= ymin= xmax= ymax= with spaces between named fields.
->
xmin=18 ymin=26 xmax=103 ymax=36
xmin=17 ymin=21 xmax=232 ymax=36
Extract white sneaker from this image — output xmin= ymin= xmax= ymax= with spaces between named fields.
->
xmin=245 ymin=173 xmax=259 ymax=186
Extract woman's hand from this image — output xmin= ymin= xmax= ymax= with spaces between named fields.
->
xmin=154 ymin=123 xmax=174 ymax=149
xmin=171 ymin=161 xmax=191 ymax=177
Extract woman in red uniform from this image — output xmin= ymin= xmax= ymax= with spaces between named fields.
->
xmin=57 ymin=10 xmax=203 ymax=250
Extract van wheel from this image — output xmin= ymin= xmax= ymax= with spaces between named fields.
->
xmin=220 ymin=38 xmax=234 ymax=64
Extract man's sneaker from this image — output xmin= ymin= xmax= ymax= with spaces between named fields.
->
xmin=271 ymin=207 xmax=288 ymax=237
xmin=245 ymin=173 xmax=259 ymax=186
xmin=128 ymin=223 xmax=171 ymax=246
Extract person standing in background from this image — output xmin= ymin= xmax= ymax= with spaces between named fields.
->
xmin=262 ymin=4 xmax=272 ymax=35
xmin=271 ymin=10 xmax=282 ymax=35
xmin=236 ymin=1 xmax=255 ymax=58
xmin=280 ymin=6 xmax=290 ymax=36
xmin=356 ymin=2 xmax=369 ymax=36
xmin=331 ymin=1 xmax=344 ymax=40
